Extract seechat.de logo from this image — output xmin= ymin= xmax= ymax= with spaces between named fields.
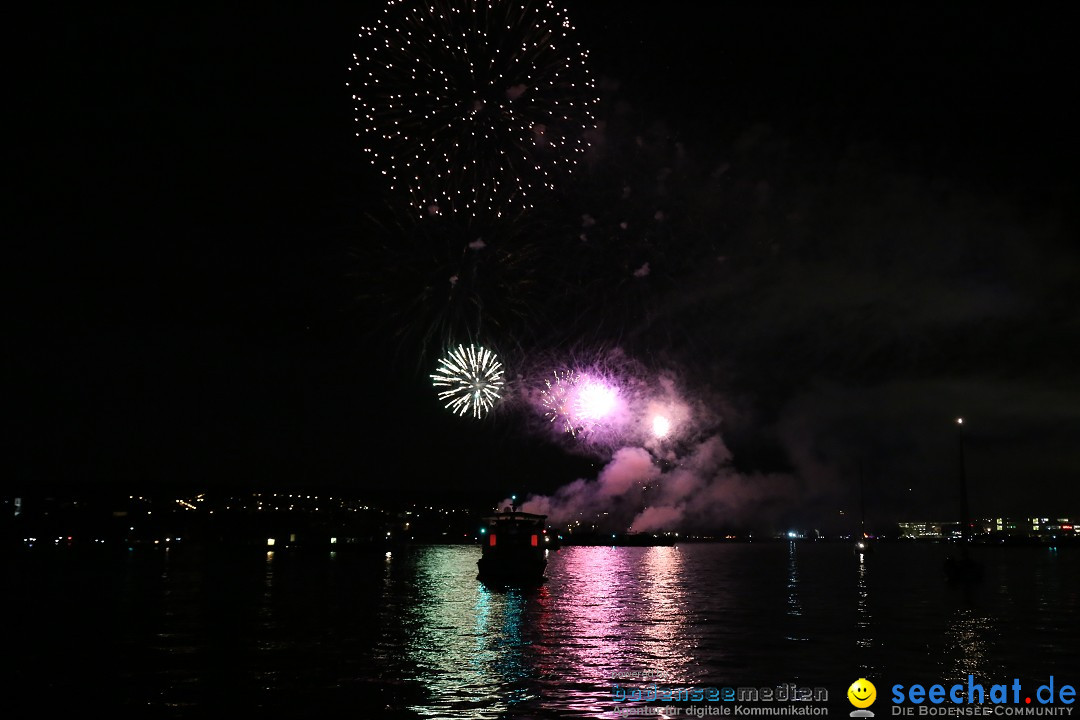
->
xmin=848 ymin=678 xmax=877 ymax=717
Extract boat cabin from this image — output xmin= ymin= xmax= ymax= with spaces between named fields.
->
xmin=477 ymin=510 xmax=548 ymax=585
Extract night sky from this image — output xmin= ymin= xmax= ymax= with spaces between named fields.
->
xmin=14 ymin=3 xmax=1079 ymax=529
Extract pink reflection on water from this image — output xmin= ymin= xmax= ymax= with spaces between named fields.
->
xmin=639 ymin=546 xmax=692 ymax=662
xmin=540 ymin=546 xmax=696 ymax=717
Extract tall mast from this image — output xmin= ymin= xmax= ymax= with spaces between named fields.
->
xmin=957 ymin=418 xmax=969 ymax=542
xmin=858 ymin=461 xmax=867 ymax=536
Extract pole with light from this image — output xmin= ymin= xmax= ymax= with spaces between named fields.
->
xmin=956 ymin=417 xmax=969 ymax=542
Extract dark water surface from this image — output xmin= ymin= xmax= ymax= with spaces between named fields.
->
xmin=10 ymin=542 xmax=1078 ymax=717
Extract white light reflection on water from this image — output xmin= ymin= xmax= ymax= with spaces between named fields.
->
xmin=784 ymin=540 xmax=808 ymax=642
xmin=377 ymin=545 xmax=549 ymax=718
xmin=941 ymin=608 xmax=995 ymax=683
xmin=410 ymin=548 xmax=517 ymax=715
xmin=855 ymin=554 xmax=873 ymax=652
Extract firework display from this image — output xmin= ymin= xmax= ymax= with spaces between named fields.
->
xmin=535 ymin=365 xmax=629 ymax=439
xmin=573 ymin=376 xmax=618 ymax=422
xmin=431 ymin=344 xmax=506 ymax=418
xmin=353 ymin=2 xmax=707 ymax=455
xmin=652 ymin=414 xmax=671 ymax=439
xmin=351 ymin=0 xmax=597 ymax=219
xmin=540 ymin=369 xmax=581 ymax=434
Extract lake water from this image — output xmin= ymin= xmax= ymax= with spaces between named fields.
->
xmin=9 ymin=541 xmax=1078 ymax=717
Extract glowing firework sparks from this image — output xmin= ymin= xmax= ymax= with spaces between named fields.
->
xmin=350 ymin=0 xmax=597 ymax=219
xmin=541 ymin=369 xmax=580 ymax=434
xmin=575 ymin=378 xmax=617 ymax=421
xmin=431 ymin=344 xmax=505 ymax=417
xmin=537 ymin=367 xmax=624 ymax=438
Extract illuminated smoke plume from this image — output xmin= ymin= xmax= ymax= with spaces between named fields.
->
xmin=507 ymin=363 xmax=825 ymax=534
xmin=517 ymin=434 xmax=805 ymax=534
xmin=518 ymin=446 xmax=660 ymax=527
xmin=627 ymin=436 xmax=760 ymax=532
xmin=506 ymin=350 xmax=825 ymax=534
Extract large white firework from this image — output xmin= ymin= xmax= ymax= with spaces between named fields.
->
xmin=350 ymin=0 xmax=597 ymax=219
xmin=431 ymin=344 xmax=505 ymax=417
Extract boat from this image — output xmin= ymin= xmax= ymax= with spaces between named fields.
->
xmin=476 ymin=510 xmax=548 ymax=586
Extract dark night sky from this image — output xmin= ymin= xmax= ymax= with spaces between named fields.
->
xmin=13 ymin=3 xmax=1079 ymax=528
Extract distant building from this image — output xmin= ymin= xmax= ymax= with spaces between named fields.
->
xmin=899 ymin=517 xmax=1076 ymax=540
xmin=897 ymin=521 xmax=951 ymax=539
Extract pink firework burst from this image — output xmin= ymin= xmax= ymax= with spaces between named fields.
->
xmin=541 ymin=370 xmax=581 ymax=435
xmin=538 ymin=368 xmax=624 ymax=438
xmin=573 ymin=376 xmax=619 ymax=423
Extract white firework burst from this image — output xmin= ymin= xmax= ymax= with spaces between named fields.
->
xmin=350 ymin=0 xmax=598 ymax=219
xmin=431 ymin=344 xmax=505 ymax=418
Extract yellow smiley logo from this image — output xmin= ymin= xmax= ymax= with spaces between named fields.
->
xmin=848 ymin=678 xmax=877 ymax=708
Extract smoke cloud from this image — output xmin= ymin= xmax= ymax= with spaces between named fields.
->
xmin=519 ymin=446 xmax=659 ymax=526
xmin=514 ymin=431 xmax=812 ymax=535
